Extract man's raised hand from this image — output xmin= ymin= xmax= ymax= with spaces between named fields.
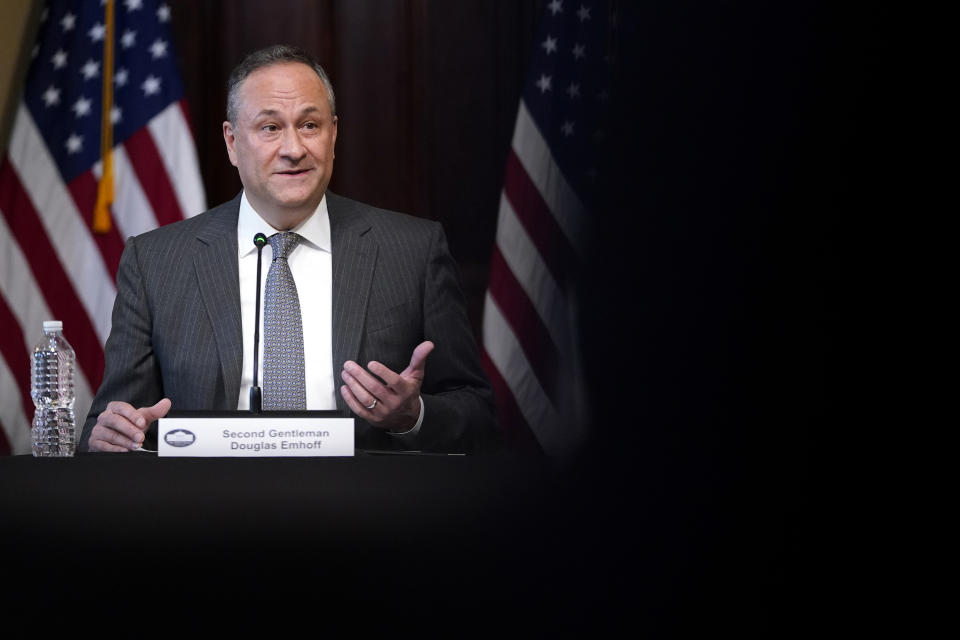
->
xmin=340 ymin=341 xmax=434 ymax=432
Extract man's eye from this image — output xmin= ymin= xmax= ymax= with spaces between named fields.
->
xmin=262 ymin=124 xmax=278 ymax=132
xmin=302 ymin=122 xmax=317 ymax=130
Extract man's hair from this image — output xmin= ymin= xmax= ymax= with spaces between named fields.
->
xmin=225 ymin=44 xmax=336 ymax=124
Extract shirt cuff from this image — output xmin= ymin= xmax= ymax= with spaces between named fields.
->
xmin=388 ymin=395 xmax=424 ymax=439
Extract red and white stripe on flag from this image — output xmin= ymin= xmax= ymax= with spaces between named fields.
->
xmin=0 ymin=0 xmax=205 ymax=455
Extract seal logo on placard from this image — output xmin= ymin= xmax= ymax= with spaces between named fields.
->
xmin=164 ymin=429 xmax=196 ymax=447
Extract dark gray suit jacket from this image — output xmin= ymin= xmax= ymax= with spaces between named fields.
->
xmin=78 ymin=192 xmax=496 ymax=453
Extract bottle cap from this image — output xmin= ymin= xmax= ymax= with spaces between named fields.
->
xmin=43 ymin=320 xmax=62 ymax=332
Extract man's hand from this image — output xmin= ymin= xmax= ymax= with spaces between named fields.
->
xmin=340 ymin=341 xmax=434 ymax=432
xmin=88 ymin=398 xmax=172 ymax=452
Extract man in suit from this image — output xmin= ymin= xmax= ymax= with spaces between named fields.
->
xmin=79 ymin=45 xmax=495 ymax=453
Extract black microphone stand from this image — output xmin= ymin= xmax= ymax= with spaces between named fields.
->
xmin=249 ymin=233 xmax=267 ymax=412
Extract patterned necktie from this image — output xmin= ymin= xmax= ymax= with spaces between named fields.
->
xmin=262 ymin=232 xmax=306 ymax=410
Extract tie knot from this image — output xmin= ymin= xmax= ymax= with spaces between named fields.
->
xmin=268 ymin=232 xmax=301 ymax=260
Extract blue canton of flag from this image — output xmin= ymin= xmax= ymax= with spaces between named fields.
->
xmin=524 ymin=0 xmax=613 ymax=208
xmin=25 ymin=0 xmax=183 ymax=182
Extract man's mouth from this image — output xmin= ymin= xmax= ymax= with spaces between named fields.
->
xmin=277 ymin=169 xmax=311 ymax=176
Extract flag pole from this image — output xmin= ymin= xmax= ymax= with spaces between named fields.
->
xmin=92 ymin=0 xmax=115 ymax=234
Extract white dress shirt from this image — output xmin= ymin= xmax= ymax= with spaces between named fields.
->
xmin=234 ymin=191 xmax=423 ymax=435
xmin=236 ymin=192 xmax=336 ymax=411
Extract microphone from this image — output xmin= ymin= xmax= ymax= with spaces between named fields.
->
xmin=249 ymin=232 xmax=268 ymax=413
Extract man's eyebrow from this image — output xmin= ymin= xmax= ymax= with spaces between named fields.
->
xmin=253 ymin=106 xmax=322 ymax=120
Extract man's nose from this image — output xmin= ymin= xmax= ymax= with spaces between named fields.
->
xmin=278 ymin=128 xmax=306 ymax=161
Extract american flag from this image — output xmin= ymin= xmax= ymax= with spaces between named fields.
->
xmin=0 ymin=0 xmax=204 ymax=455
xmin=482 ymin=0 xmax=613 ymax=459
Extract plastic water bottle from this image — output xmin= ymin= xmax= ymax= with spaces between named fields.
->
xmin=31 ymin=320 xmax=76 ymax=457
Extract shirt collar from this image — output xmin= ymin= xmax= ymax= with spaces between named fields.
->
xmin=237 ymin=191 xmax=332 ymax=258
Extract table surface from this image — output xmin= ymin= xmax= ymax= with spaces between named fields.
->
xmin=1 ymin=451 xmax=577 ymax=611
xmin=0 ymin=450 xmax=790 ymax=632
xmin=2 ymin=450 xmax=555 ymax=538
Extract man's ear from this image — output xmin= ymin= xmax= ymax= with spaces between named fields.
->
xmin=332 ymin=115 xmax=338 ymax=158
xmin=223 ymin=120 xmax=239 ymax=167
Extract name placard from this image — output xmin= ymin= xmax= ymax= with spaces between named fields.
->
xmin=157 ymin=412 xmax=354 ymax=457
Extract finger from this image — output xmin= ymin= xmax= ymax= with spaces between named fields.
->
xmin=90 ymin=424 xmax=140 ymax=451
xmin=139 ymin=398 xmax=172 ymax=423
xmin=341 ymin=369 xmax=381 ymax=409
xmin=340 ymin=384 xmax=376 ymax=421
xmin=98 ymin=408 xmax=146 ymax=443
xmin=342 ymin=361 xmax=389 ymax=398
xmin=106 ymin=401 xmax=148 ymax=431
xmin=99 ymin=421 xmax=142 ymax=448
xmin=89 ymin=426 xmax=130 ymax=451
xmin=366 ymin=360 xmax=402 ymax=388
xmin=401 ymin=341 xmax=434 ymax=378
xmin=89 ymin=439 xmax=131 ymax=453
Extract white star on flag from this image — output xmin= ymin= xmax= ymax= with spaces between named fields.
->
xmin=121 ymin=30 xmax=137 ymax=48
xmin=51 ymin=49 xmax=68 ymax=69
xmin=72 ymin=96 xmax=93 ymax=118
xmin=42 ymin=86 xmax=60 ymax=107
xmin=64 ymin=133 xmax=83 ymax=154
xmin=150 ymin=39 xmax=168 ymax=59
xmin=60 ymin=12 xmax=76 ymax=32
xmin=115 ymin=68 xmax=129 ymax=87
xmin=81 ymin=59 xmax=100 ymax=80
xmin=548 ymin=0 xmax=563 ymax=16
xmin=542 ymin=35 xmax=558 ymax=54
xmin=561 ymin=120 xmax=575 ymax=136
xmin=567 ymin=83 xmax=581 ymax=98
xmin=141 ymin=74 xmax=161 ymax=96
xmin=536 ymin=74 xmax=552 ymax=93
xmin=111 ymin=106 xmax=122 ymax=124
xmin=88 ymin=23 xmax=106 ymax=43
xmin=126 ymin=0 xmax=144 ymax=11
xmin=577 ymin=5 xmax=592 ymax=22
xmin=157 ymin=4 xmax=171 ymax=22
xmin=572 ymin=43 xmax=585 ymax=60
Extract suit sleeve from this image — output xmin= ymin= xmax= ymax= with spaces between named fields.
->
xmin=415 ymin=224 xmax=498 ymax=453
xmin=78 ymin=236 xmax=164 ymax=451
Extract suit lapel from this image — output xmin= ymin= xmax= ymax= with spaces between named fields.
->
xmin=193 ymin=196 xmax=243 ymax=407
xmin=328 ymin=192 xmax=378 ymax=412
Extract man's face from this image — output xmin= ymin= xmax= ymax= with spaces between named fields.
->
xmin=223 ymin=62 xmax=338 ymax=229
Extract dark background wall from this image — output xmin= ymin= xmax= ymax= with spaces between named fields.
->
xmin=168 ymin=0 xmax=542 ymax=337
